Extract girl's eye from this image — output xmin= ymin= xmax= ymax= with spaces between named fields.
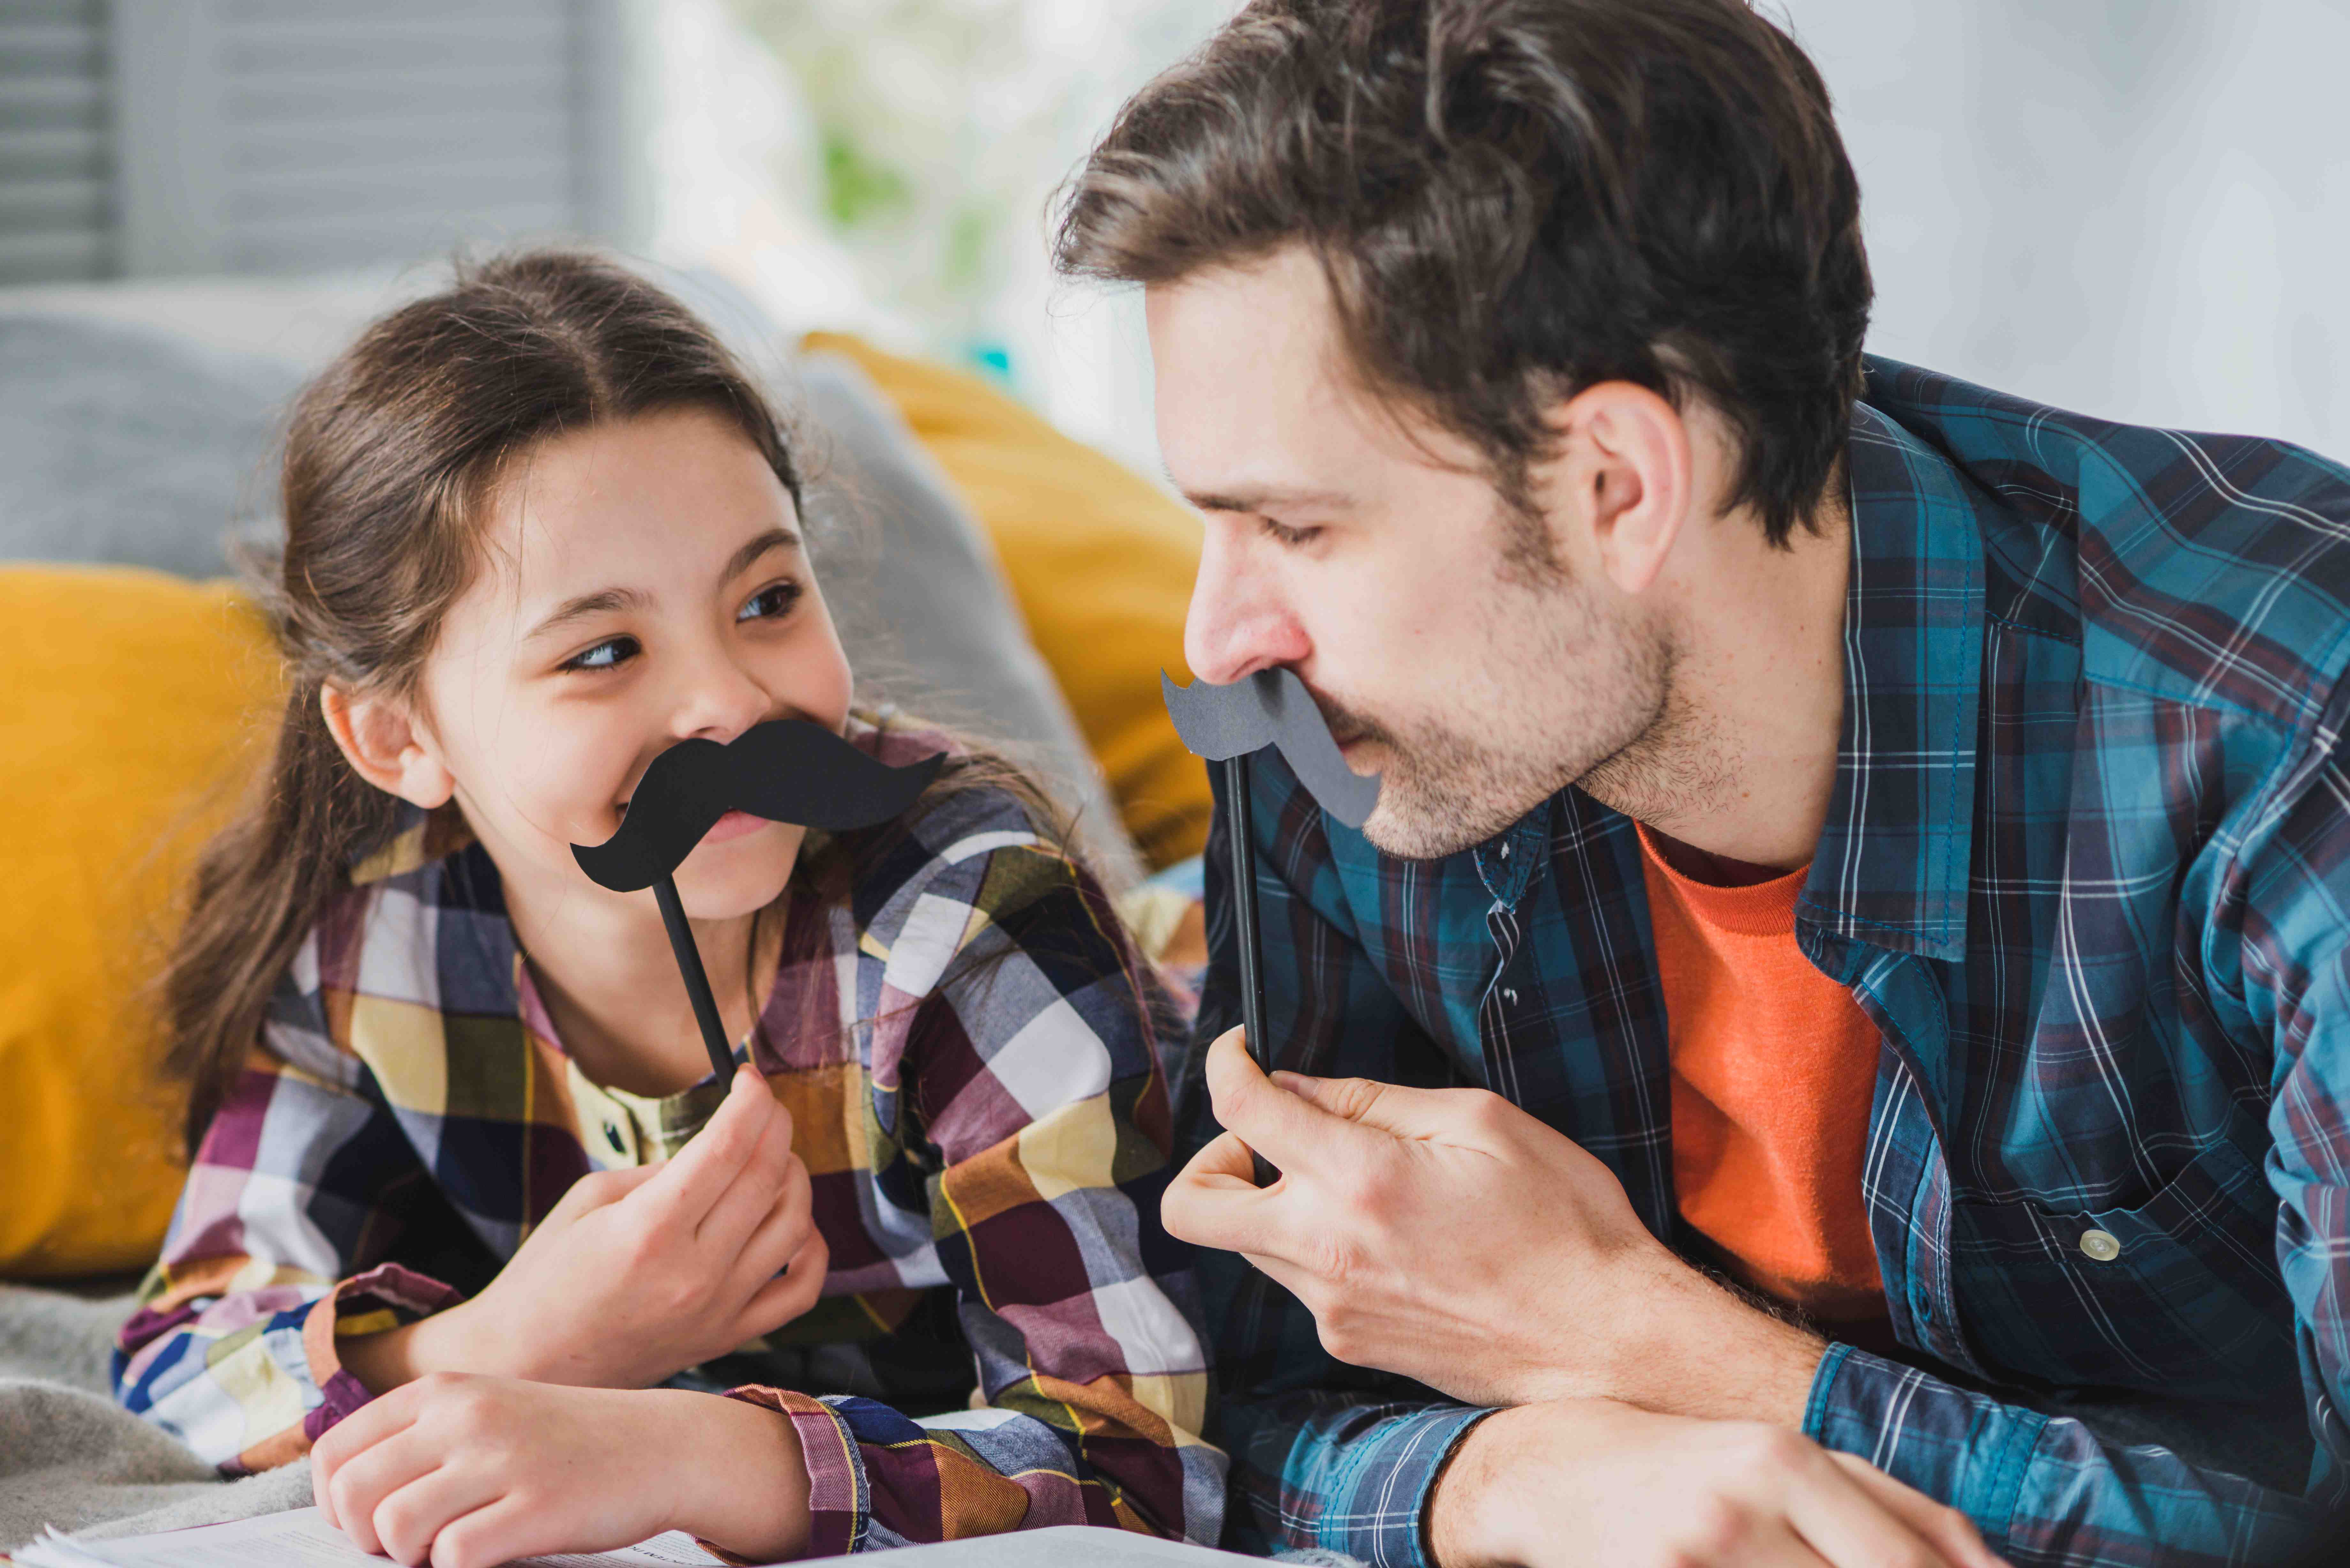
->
xmin=561 ymin=636 xmax=638 ymax=673
xmin=739 ymin=581 xmax=803 ymax=622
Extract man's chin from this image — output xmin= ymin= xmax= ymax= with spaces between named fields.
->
xmin=1359 ymin=791 xmax=1533 ymax=862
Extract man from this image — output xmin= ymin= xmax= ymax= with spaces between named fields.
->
xmin=1053 ymin=2 xmax=2350 ymax=1565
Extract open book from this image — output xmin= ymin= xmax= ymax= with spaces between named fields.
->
xmin=9 ymin=1508 xmax=724 ymax=1567
xmin=10 ymin=1508 xmax=1248 ymax=1566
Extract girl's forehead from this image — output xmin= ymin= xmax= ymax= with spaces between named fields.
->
xmin=474 ymin=410 xmax=803 ymax=599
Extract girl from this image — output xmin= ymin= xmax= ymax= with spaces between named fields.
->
xmin=115 ymin=252 xmax=1223 ymax=1566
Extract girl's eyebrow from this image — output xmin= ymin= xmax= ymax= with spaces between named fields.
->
xmin=524 ymin=528 xmax=803 ymax=645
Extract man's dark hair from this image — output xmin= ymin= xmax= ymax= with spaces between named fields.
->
xmin=1053 ymin=0 xmax=1872 ymax=548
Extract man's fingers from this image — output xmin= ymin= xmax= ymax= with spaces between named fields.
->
xmin=1162 ymin=1131 xmax=1291 ymax=1255
xmin=1268 ymin=1068 xmax=1472 ymax=1142
xmin=1201 ymin=1026 xmax=1369 ymax=1172
xmin=1785 ymin=1447 xmax=1974 ymax=1568
xmin=646 ymin=1067 xmax=774 ymax=1223
xmin=1827 ymin=1455 xmax=2005 ymax=1568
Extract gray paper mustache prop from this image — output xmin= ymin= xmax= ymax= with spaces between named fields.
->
xmin=1162 ymin=668 xmax=1379 ymax=1189
xmin=1158 ymin=668 xmax=1381 ymax=827
xmin=568 ymin=718 xmax=944 ymax=1082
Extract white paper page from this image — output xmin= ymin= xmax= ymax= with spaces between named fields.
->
xmin=15 ymin=1507 xmax=723 ymax=1568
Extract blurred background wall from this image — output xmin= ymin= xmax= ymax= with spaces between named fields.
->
xmin=4 ymin=0 xmax=2343 ymax=476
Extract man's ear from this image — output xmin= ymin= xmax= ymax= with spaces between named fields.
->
xmin=1550 ymin=381 xmax=1692 ymax=597
xmin=320 ymin=684 xmax=456 ymax=809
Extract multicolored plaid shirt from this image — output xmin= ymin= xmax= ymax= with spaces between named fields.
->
xmin=116 ymin=721 xmax=1225 ymax=1554
xmin=1187 ymin=358 xmax=2350 ymax=1568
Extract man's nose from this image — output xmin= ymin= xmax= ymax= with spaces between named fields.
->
xmin=1184 ymin=524 xmax=1309 ymax=685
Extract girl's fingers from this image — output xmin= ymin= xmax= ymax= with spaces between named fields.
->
xmin=694 ymin=1099 xmax=800 ymax=1252
xmin=646 ymin=1068 xmax=776 ymax=1226
xmin=422 ymin=1495 xmax=540 ymax=1568
xmin=312 ymin=1379 xmax=427 ymax=1531
xmin=737 ymin=1228 xmax=830 ymax=1339
xmin=725 ymin=1154 xmax=815 ymax=1292
xmin=319 ymin=1430 xmax=443 ymax=1557
xmin=368 ymin=1461 xmax=506 ymax=1568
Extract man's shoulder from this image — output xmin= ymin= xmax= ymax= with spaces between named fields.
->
xmin=1861 ymin=356 xmax=2350 ymax=730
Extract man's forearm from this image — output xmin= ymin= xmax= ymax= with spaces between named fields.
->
xmin=1588 ymin=1252 xmax=1827 ymax=1425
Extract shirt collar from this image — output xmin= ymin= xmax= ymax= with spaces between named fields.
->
xmin=1797 ymin=401 xmax=1986 ymax=963
xmin=348 ymin=801 xmax=474 ymax=887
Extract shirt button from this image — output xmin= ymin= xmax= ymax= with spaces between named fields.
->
xmin=1502 ymin=988 xmax=1518 ymax=1005
xmin=2079 ymin=1229 xmax=2122 ymax=1263
xmin=1499 ymin=841 xmax=1511 ymax=859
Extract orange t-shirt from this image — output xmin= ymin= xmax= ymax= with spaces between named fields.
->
xmin=1637 ymin=825 xmax=1885 ymax=1322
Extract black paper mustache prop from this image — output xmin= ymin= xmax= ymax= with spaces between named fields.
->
xmin=1163 ymin=669 xmax=1383 ymax=1186
xmin=571 ymin=719 xmax=944 ymax=1080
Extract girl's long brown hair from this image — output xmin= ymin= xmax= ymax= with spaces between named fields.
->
xmin=163 ymin=249 xmax=1098 ymax=1156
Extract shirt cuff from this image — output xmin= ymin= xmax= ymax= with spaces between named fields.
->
xmin=715 ymin=1385 xmax=869 ymax=1560
xmin=1311 ymin=1403 xmax=1495 ymax=1568
xmin=1802 ymin=1343 xmax=2041 ymax=1555
xmin=298 ymin=1263 xmax=466 ymax=1445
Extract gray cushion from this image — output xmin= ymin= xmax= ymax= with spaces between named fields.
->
xmin=0 ymin=315 xmax=303 ymax=578
xmin=0 ymin=269 xmax=1138 ymax=883
xmin=792 ymin=352 xmax=1136 ymax=884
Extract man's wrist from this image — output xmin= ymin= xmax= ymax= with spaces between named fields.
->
xmin=1427 ymin=1408 xmax=1517 ymax=1568
xmin=1602 ymin=1254 xmax=1827 ymax=1424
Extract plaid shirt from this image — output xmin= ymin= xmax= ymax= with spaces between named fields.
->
xmin=116 ymin=721 xmax=1225 ymax=1554
xmin=1186 ymin=358 xmax=2350 ymax=1568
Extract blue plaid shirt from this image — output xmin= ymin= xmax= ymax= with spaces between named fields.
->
xmin=1184 ymin=357 xmax=2350 ymax=1567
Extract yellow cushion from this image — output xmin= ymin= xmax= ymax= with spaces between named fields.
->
xmin=804 ymin=334 xmax=1210 ymax=869
xmin=0 ymin=567 xmax=281 ymax=1277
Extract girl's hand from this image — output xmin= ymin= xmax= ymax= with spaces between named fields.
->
xmin=401 ymin=1066 xmax=829 ymax=1391
xmin=312 ymin=1373 xmax=812 ymax=1568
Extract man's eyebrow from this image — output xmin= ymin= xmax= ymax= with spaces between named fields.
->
xmin=525 ymin=529 xmax=803 ymax=645
xmin=1179 ymin=483 xmax=1355 ymax=515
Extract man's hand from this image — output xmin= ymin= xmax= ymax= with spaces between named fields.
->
xmin=1162 ymin=1027 xmax=1823 ymax=1419
xmin=1432 ymin=1401 xmax=2005 ymax=1568
xmin=343 ymin=1066 xmax=829 ymax=1393
xmin=312 ymin=1374 xmax=812 ymax=1567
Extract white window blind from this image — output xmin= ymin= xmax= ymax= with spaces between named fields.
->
xmin=0 ymin=0 xmax=112 ymax=284
xmin=0 ymin=0 xmax=641 ymax=284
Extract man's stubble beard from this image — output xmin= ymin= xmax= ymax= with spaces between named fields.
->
xmin=1347 ymin=560 xmax=1733 ymax=862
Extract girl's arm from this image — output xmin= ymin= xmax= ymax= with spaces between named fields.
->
xmin=114 ymin=999 xmax=467 ymax=1474
xmin=722 ymin=814 xmax=1229 ymax=1554
xmin=310 ymin=1376 xmax=812 ymax=1568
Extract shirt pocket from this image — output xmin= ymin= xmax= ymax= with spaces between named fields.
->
xmin=1948 ymin=1134 xmax=2298 ymax=1402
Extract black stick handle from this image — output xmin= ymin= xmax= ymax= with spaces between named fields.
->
xmin=1223 ymin=754 xmax=1279 ymax=1187
xmin=653 ymin=873 xmax=739 ymax=1082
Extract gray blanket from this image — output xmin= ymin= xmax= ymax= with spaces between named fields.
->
xmin=0 ymin=1285 xmax=310 ymax=1555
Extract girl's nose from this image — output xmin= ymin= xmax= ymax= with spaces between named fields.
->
xmin=1184 ymin=523 xmax=1311 ymax=685
xmin=672 ymin=649 xmax=776 ymax=745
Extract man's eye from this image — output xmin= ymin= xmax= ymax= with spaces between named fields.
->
xmin=739 ymin=581 xmax=803 ymax=622
xmin=562 ymin=636 xmax=637 ymax=673
xmin=1259 ymin=516 xmax=1322 ymax=548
